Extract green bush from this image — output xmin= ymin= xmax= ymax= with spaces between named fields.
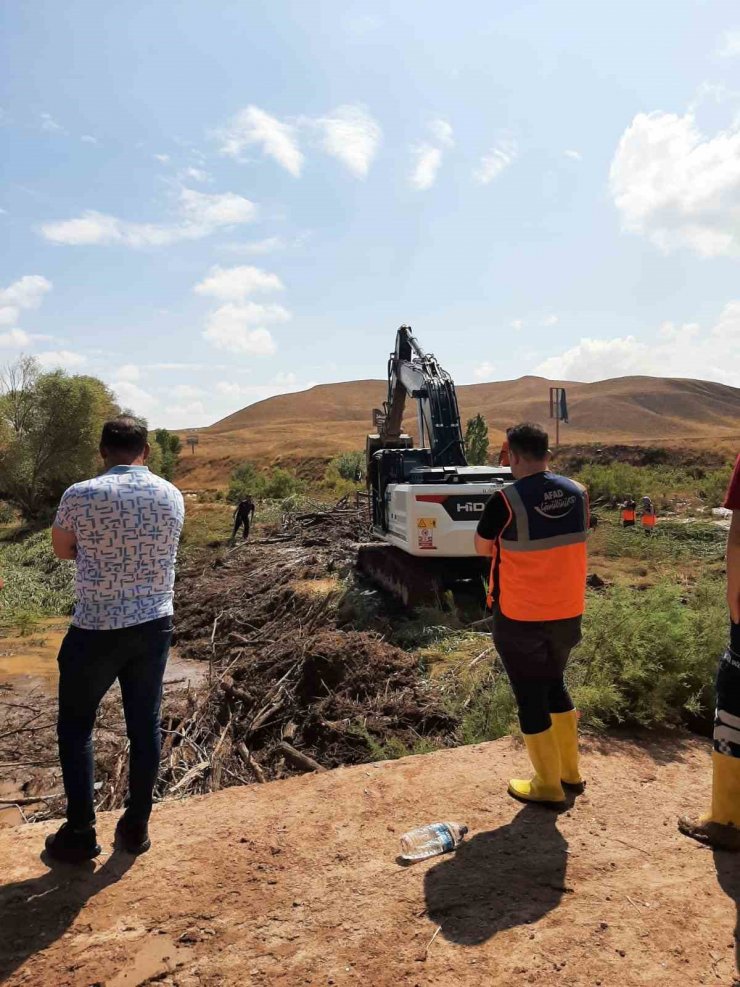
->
xmin=0 ymin=530 xmax=75 ymax=621
xmin=568 ymin=577 xmax=726 ymax=728
xmin=575 ymin=461 xmax=733 ymax=509
xmin=227 ymin=461 xmax=303 ymax=502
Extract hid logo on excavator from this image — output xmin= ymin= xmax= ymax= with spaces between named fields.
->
xmin=442 ymin=496 xmax=490 ymax=521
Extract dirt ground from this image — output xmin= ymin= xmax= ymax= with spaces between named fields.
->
xmin=1 ymin=733 xmax=738 ymax=987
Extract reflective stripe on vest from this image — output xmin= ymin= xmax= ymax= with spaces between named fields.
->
xmin=496 ymin=477 xmax=588 ymax=621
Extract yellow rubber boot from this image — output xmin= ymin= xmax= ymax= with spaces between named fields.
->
xmin=508 ymin=727 xmax=566 ymax=808
xmin=678 ymin=751 xmax=740 ymax=851
xmin=551 ymin=710 xmax=585 ymax=793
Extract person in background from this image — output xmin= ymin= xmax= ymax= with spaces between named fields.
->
xmin=641 ymin=494 xmax=656 ymax=533
xmin=679 ymin=455 xmax=740 ymax=850
xmin=46 ymin=416 xmax=184 ymax=863
xmin=498 ymin=433 xmax=511 ymax=468
xmin=475 ymin=422 xmax=590 ymax=808
xmin=231 ymin=496 xmax=256 ymax=544
xmin=621 ymin=495 xmax=637 ymax=527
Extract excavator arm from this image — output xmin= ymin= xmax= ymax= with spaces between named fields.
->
xmin=375 ymin=326 xmax=467 ymax=467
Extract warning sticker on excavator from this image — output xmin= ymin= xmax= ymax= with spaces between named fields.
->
xmin=417 ymin=517 xmax=436 ymax=549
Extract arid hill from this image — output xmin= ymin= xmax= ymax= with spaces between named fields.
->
xmin=175 ymin=375 xmax=740 ymax=488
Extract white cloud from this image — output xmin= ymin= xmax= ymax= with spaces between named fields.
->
xmin=113 ymin=380 xmax=159 ymax=417
xmin=203 ymin=302 xmax=290 ymax=355
xmin=564 ymin=149 xmax=582 ymax=161
xmin=510 ymin=319 xmax=524 ymax=331
xmin=541 ymin=314 xmax=559 ymax=326
xmin=171 ymin=384 xmax=205 ymax=400
xmin=81 ymin=135 xmax=98 ymax=144
xmin=410 ymin=145 xmax=443 ymax=190
xmin=114 ymin=364 xmax=141 ymax=382
xmin=194 ymin=265 xmax=283 ymax=302
xmin=410 ymin=119 xmax=454 ymax=191
xmin=473 ymin=361 xmax=496 ymax=381
xmin=534 ymin=300 xmax=740 ymax=386
xmin=179 ymin=166 xmax=211 ymax=183
xmin=429 ymin=119 xmax=454 ymax=148
xmin=315 ymin=105 xmax=382 ymax=178
xmin=218 ymin=105 xmax=303 ymax=176
xmin=40 ymin=188 xmax=257 ymax=248
xmin=0 ymin=274 xmax=52 ymax=326
xmin=0 ymin=329 xmax=32 ymax=348
xmin=214 ymin=377 xmax=314 ymax=403
xmin=273 ymin=370 xmax=297 ymax=385
xmin=153 ymin=153 xmax=170 ymax=164
xmin=169 ymin=400 xmax=206 ymax=422
xmin=718 ymin=30 xmax=740 ymax=58
xmin=40 ymin=112 xmax=64 ymax=134
xmin=36 ymin=350 xmax=87 ymax=369
xmin=473 ymin=138 xmax=518 ymax=185
xmin=610 ymin=109 xmax=740 ymax=257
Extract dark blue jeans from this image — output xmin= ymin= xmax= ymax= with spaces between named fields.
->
xmin=56 ymin=616 xmax=172 ymax=827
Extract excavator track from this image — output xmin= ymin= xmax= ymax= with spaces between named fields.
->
xmin=357 ymin=543 xmax=486 ymax=608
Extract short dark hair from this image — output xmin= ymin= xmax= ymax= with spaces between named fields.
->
xmin=506 ymin=422 xmax=549 ymax=460
xmin=100 ymin=416 xmax=148 ymax=456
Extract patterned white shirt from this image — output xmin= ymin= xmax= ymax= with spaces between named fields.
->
xmin=54 ymin=466 xmax=185 ymax=630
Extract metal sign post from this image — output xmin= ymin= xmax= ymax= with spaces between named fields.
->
xmin=549 ymin=387 xmax=568 ymax=447
xmin=186 ymin=434 xmax=199 ymax=455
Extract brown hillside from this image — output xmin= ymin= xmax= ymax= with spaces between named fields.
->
xmin=175 ymin=375 xmax=740 ymax=488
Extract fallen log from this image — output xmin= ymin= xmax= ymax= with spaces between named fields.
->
xmin=276 ymin=741 xmax=326 ymax=774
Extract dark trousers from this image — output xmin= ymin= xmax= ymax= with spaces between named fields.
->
xmin=231 ymin=517 xmax=251 ymax=542
xmin=493 ymin=608 xmax=582 ymax=735
xmin=57 ymin=616 xmax=172 ymax=827
xmin=714 ymin=621 xmax=740 ymax=758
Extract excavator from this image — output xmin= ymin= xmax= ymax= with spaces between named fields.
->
xmin=358 ymin=325 xmax=512 ymax=605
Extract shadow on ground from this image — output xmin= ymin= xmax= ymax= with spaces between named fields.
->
xmin=715 ymin=848 xmax=740 ymax=985
xmin=424 ymin=804 xmax=569 ymax=946
xmin=0 ymin=848 xmax=135 ymax=983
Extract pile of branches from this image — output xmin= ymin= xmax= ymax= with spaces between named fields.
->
xmin=145 ymin=501 xmax=456 ymax=801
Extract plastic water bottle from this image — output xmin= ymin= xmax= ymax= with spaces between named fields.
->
xmin=399 ymin=822 xmax=469 ymax=861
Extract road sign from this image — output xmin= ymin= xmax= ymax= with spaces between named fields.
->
xmin=549 ymin=387 xmax=568 ymax=447
xmin=186 ymin=434 xmax=199 ymax=454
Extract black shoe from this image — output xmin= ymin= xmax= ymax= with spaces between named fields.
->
xmin=115 ymin=812 xmax=151 ymax=855
xmin=45 ymin=822 xmax=101 ymax=863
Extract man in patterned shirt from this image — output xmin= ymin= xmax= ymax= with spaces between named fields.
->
xmin=46 ymin=416 xmax=184 ymax=862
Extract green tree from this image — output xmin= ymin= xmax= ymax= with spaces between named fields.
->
xmin=464 ymin=413 xmax=489 ymax=465
xmin=0 ymin=359 xmax=120 ymax=518
xmin=227 ymin=461 xmax=261 ymax=503
xmin=152 ymin=428 xmax=182 ymax=481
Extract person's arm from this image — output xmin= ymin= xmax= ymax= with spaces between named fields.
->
xmin=52 ymin=525 xmax=77 ymax=560
xmin=474 ymin=492 xmax=510 ymax=557
xmin=725 ymin=457 xmax=740 ymax=623
xmin=52 ymin=489 xmax=77 ymax=560
xmin=728 ymin=512 xmax=740 ymax=624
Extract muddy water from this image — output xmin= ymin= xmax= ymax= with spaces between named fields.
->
xmin=0 ymin=618 xmax=206 ymax=696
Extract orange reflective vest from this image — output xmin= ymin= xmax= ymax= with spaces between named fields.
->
xmin=621 ymin=509 xmax=636 ymax=523
xmin=487 ymin=474 xmax=589 ymax=621
xmin=642 ymin=512 xmax=656 ymax=528
xmin=499 ymin=439 xmax=510 ymax=467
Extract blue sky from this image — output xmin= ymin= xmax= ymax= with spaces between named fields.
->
xmin=2 ymin=0 xmax=740 ymax=427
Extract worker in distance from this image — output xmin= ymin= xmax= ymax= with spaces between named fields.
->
xmin=475 ymin=423 xmax=590 ymax=808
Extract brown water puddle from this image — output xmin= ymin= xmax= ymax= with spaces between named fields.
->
xmin=0 ymin=617 xmax=206 ymax=696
